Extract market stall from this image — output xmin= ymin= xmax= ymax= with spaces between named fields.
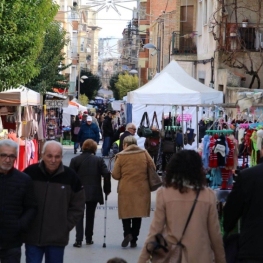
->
xmin=0 ymin=87 xmax=40 ymax=171
xmin=127 ymin=60 xmax=223 ymax=149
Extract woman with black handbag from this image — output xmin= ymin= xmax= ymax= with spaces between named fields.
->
xmin=138 ymin=150 xmax=226 ymax=263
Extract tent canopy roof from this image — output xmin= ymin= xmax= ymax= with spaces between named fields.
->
xmin=0 ymin=86 xmax=40 ymax=106
xmin=128 ymin=60 xmax=223 ymax=105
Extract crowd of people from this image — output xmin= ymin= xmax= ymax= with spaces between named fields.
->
xmin=1 ymin=113 xmax=263 ymax=262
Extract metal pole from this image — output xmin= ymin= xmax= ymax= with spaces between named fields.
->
xmin=78 ymin=66 xmax=81 ymax=99
xmin=157 ymin=36 xmax=161 ymax=73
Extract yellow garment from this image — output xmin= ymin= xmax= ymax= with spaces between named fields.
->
xmin=250 ymin=131 xmax=258 ymax=167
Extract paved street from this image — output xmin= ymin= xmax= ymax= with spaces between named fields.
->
xmin=21 ymin=144 xmax=157 ymax=263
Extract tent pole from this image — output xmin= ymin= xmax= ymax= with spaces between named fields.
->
xmin=196 ymin=106 xmax=199 ymax=149
xmin=181 ymin=106 xmax=184 ymax=149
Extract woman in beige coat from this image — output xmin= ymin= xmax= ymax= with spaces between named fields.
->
xmin=112 ymin=136 xmax=155 ymax=248
xmin=138 ymin=150 xmax=226 ymax=263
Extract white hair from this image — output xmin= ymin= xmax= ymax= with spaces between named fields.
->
xmin=0 ymin=139 xmax=18 ymax=154
xmin=42 ymin=141 xmax=63 ymax=156
xmin=126 ymin=123 xmax=136 ymax=131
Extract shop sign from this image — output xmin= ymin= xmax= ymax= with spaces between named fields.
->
xmin=45 ymin=100 xmax=68 ymax=108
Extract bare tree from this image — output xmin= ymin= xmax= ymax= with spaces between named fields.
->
xmin=210 ymin=0 xmax=263 ymax=88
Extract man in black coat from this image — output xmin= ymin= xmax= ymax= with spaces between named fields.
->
xmin=101 ymin=111 xmax=114 ymax=157
xmin=119 ymin=123 xmax=137 ymax=152
xmin=0 ymin=139 xmax=37 ymax=263
xmin=69 ymin=139 xmax=111 ymax=247
xmin=223 ymin=144 xmax=263 ymax=262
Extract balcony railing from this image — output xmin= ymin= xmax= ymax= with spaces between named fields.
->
xmin=219 ymin=23 xmax=263 ymax=52
xmin=171 ymin=31 xmax=197 ymax=55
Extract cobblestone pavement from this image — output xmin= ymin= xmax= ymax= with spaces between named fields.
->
xmin=21 ymin=144 xmax=157 ymax=263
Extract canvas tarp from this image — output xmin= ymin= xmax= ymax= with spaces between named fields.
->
xmin=127 ymin=60 xmax=223 ymax=105
xmin=0 ymin=87 xmax=40 ymax=106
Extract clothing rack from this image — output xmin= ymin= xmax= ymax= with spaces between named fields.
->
xmin=205 ymin=130 xmax=234 ymax=135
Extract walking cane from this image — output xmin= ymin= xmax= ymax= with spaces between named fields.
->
xmin=103 ymin=194 xmax=108 ymax=248
xmin=103 ymin=155 xmax=114 ymax=248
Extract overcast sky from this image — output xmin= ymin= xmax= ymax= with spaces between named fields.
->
xmin=96 ymin=2 xmax=137 ymax=38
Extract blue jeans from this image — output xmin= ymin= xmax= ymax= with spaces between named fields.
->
xmin=25 ymin=245 xmax=65 ymax=263
xmin=0 ymin=247 xmax=21 ymax=263
xmin=102 ymin=137 xmax=111 ymax=156
xmin=74 ymin=142 xmax=79 ymax=150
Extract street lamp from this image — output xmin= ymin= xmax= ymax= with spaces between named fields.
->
xmin=143 ymin=36 xmax=161 ymax=73
xmin=77 ymin=70 xmax=88 ymax=99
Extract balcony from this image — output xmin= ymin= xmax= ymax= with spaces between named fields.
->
xmin=171 ymin=31 xmax=197 ymax=55
xmin=219 ymin=23 xmax=263 ymax=52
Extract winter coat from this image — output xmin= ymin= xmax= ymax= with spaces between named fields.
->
xmin=138 ymin=187 xmax=226 ymax=263
xmin=0 ymin=168 xmax=37 ymax=249
xmin=102 ymin=116 xmax=114 ymax=137
xmin=119 ymin=130 xmax=132 ymax=152
xmin=71 ymin=121 xmax=81 ymax=142
xmin=223 ymin=161 xmax=263 ymax=260
xmin=22 ymin=162 xmax=85 ymax=246
xmin=78 ymin=122 xmax=100 ymax=144
xmin=69 ymin=151 xmax=111 ymax=204
xmin=112 ymin=144 xmax=155 ymax=219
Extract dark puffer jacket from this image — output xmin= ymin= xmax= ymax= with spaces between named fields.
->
xmin=69 ymin=151 xmax=111 ymax=204
xmin=22 ymin=162 xmax=85 ymax=246
xmin=78 ymin=122 xmax=100 ymax=144
xmin=0 ymin=168 xmax=37 ymax=249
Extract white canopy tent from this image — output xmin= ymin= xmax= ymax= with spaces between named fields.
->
xmin=0 ymin=87 xmax=40 ymax=106
xmin=127 ymin=60 xmax=224 ymax=149
xmin=0 ymin=87 xmax=40 ymax=170
xmin=62 ymin=105 xmax=79 ymax=126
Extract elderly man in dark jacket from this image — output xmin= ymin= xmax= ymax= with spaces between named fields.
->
xmin=69 ymin=139 xmax=111 ymax=247
xmin=23 ymin=141 xmax=85 ymax=263
xmin=119 ymin=123 xmax=137 ymax=152
xmin=0 ymin=139 xmax=37 ymax=263
xmin=223 ymin=144 xmax=263 ymax=263
xmin=78 ymin=116 xmax=100 ymax=147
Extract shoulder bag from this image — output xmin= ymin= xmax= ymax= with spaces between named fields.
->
xmin=137 ymin=112 xmax=153 ymax=138
xmin=146 ymin=153 xmax=162 ymax=191
xmin=146 ymin=189 xmax=200 ymax=263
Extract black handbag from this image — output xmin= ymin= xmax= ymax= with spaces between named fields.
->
xmin=137 ymin=112 xmax=153 ymax=138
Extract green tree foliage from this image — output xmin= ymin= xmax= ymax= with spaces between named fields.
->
xmin=26 ymin=21 xmax=71 ymax=93
xmin=79 ymin=94 xmax=89 ymax=106
xmin=78 ymin=70 xmax=101 ymax=100
xmin=109 ymin=72 xmax=125 ymax=100
xmin=115 ymin=72 xmax=139 ymax=99
xmin=0 ymin=0 xmax=59 ymax=90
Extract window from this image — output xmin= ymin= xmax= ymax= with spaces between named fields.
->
xmin=198 ymin=2 xmax=202 ymax=35
xmin=199 ymin=78 xmax=205 ymax=84
xmin=203 ymin=0 xmax=207 ymax=26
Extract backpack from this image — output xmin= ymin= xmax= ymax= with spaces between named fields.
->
xmin=73 ymin=126 xmax=80 ymax=135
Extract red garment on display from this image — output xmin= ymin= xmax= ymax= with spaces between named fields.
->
xmin=15 ymin=139 xmax=38 ymax=171
xmin=226 ymin=137 xmax=234 ymax=168
xmin=209 ymin=136 xmax=218 ymax=168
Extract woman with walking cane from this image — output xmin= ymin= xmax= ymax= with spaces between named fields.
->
xmin=69 ymin=139 xmax=111 ymax=247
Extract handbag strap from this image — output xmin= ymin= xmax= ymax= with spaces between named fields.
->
xmin=150 ymin=111 xmax=159 ymax=129
xmin=140 ymin=112 xmax=147 ymax=126
xmin=140 ymin=112 xmax=150 ymax=127
xmin=179 ymin=189 xmax=200 ymax=243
